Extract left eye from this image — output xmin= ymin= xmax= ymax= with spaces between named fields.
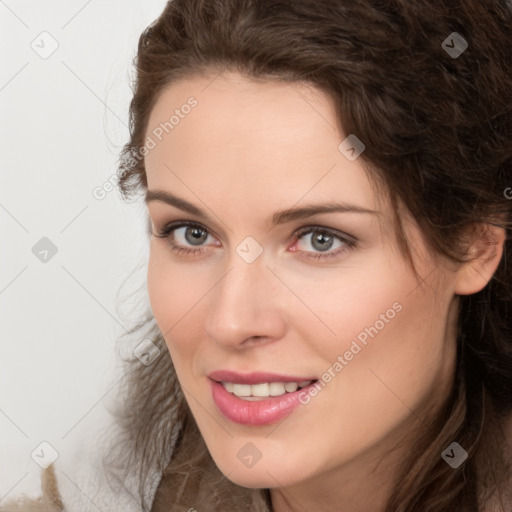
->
xmin=294 ymin=226 xmax=348 ymax=253
xmin=153 ymin=221 xmax=356 ymax=261
xmin=290 ymin=226 xmax=356 ymax=261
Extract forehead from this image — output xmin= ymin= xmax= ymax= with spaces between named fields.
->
xmin=144 ymin=71 xmax=383 ymax=218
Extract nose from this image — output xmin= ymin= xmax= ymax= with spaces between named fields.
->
xmin=203 ymin=253 xmax=287 ymax=350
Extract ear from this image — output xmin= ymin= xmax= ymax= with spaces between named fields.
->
xmin=454 ymin=223 xmax=506 ymax=295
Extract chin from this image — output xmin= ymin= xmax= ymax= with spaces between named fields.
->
xmin=226 ymin=472 xmax=274 ymax=489
xmin=224 ymin=469 xmax=285 ymax=489
xmin=212 ymin=454 xmax=302 ymax=489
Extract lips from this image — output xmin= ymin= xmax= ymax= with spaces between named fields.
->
xmin=207 ymin=369 xmax=319 ymax=425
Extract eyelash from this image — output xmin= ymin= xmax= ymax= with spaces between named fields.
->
xmin=153 ymin=221 xmax=357 ymax=262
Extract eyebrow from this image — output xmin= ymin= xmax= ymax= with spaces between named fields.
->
xmin=145 ymin=189 xmax=380 ymax=227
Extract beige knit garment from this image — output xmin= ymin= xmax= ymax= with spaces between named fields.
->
xmin=0 ymin=464 xmax=63 ymax=512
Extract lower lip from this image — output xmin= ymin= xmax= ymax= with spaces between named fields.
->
xmin=209 ymin=379 xmax=317 ymax=426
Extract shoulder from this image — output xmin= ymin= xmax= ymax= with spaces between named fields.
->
xmin=0 ymin=464 xmax=62 ymax=512
xmin=51 ymin=420 xmax=160 ymax=512
xmin=1 ymin=409 xmax=161 ymax=512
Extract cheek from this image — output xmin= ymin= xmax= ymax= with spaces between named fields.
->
xmin=330 ymin=268 xmax=454 ymax=432
xmin=146 ymin=242 xmax=208 ymax=369
xmin=346 ymin=264 xmax=446 ymax=378
xmin=302 ymin=252 xmax=451 ymax=412
xmin=278 ymin=250 xmax=414 ymax=358
xmin=147 ymin=245 xmax=175 ymax=330
xmin=147 ymin=241 xmax=202 ymax=334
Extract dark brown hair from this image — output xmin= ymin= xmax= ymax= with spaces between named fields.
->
xmin=105 ymin=1 xmax=512 ymax=511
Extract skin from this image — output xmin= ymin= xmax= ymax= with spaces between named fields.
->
xmin=144 ymin=71 xmax=505 ymax=512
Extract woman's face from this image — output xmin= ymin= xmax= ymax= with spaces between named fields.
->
xmin=145 ymin=71 xmax=460 ymax=497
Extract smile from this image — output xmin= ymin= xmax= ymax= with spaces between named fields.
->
xmin=221 ymin=380 xmax=315 ymax=399
xmin=207 ymin=371 xmax=319 ymax=425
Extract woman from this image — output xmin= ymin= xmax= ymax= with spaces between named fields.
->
xmin=3 ymin=0 xmax=511 ymax=511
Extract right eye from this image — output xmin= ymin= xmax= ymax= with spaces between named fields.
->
xmin=153 ymin=221 xmax=220 ymax=256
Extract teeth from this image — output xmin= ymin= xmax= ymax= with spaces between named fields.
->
xmin=233 ymin=384 xmax=251 ymax=396
xmin=223 ymin=380 xmax=313 ymax=398
xmin=284 ymin=382 xmax=298 ymax=393
xmin=270 ymin=382 xmax=288 ymax=396
xmin=251 ymin=383 xmax=270 ymax=397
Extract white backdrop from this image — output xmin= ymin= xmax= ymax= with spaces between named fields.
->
xmin=0 ymin=0 xmax=168 ymax=499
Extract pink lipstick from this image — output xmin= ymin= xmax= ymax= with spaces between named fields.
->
xmin=208 ymin=370 xmax=318 ymax=426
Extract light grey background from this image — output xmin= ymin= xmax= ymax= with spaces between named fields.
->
xmin=0 ymin=0 xmax=167 ymax=499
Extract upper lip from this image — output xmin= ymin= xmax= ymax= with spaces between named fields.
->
xmin=207 ymin=370 xmax=318 ymax=384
